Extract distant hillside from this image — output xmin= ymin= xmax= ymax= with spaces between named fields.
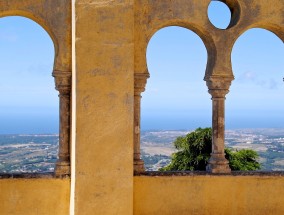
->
xmin=0 ymin=129 xmax=284 ymax=173
xmin=141 ymin=129 xmax=284 ymax=171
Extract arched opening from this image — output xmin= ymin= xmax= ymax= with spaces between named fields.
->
xmin=228 ymin=28 xmax=284 ymax=171
xmin=0 ymin=16 xmax=58 ymax=174
xmin=141 ymin=26 xmax=209 ymax=171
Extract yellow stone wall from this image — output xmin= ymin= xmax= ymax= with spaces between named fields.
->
xmin=74 ymin=1 xmax=134 ymax=214
xmin=0 ymin=179 xmax=70 ymax=215
xmin=134 ymin=175 xmax=284 ymax=215
xmin=1 ymin=175 xmax=284 ymax=215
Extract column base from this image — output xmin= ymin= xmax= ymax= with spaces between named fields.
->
xmin=134 ymin=159 xmax=145 ymax=174
xmin=55 ymin=161 xmax=70 ymax=177
xmin=206 ymin=153 xmax=231 ymax=174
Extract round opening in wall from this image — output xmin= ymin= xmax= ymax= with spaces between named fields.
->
xmin=208 ymin=1 xmax=232 ymax=30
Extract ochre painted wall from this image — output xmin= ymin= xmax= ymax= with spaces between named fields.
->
xmin=75 ymin=1 xmax=134 ymax=214
xmin=0 ymin=179 xmax=70 ymax=215
xmin=134 ymin=175 xmax=284 ymax=215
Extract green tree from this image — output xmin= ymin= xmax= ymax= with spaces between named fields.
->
xmin=160 ymin=127 xmax=261 ymax=171
xmin=225 ymin=148 xmax=261 ymax=171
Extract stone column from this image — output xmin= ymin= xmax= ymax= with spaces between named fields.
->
xmin=206 ymin=77 xmax=232 ymax=173
xmin=134 ymin=73 xmax=149 ymax=173
xmin=52 ymin=70 xmax=72 ymax=177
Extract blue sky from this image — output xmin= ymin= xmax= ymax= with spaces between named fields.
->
xmin=0 ymin=2 xmax=283 ymax=133
xmin=0 ymin=17 xmax=58 ymax=134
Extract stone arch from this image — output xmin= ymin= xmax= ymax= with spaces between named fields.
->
xmin=134 ymin=22 xmax=215 ymax=173
xmin=133 ymin=0 xmax=284 ymax=174
xmin=228 ymin=27 xmax=284 ymax=128
xmin=145 ymin=22 xmax=216 ymax=80
xmin=230 ymin=23 xmax=284 ymax=55
xmin=0 ymin=15 xmax=57 ymax=173
xmin=0 ymin=3 xmax=72 ymax=177
xmin=0 ymin=12 xmax=58 ymax=71
xmin=230 ymin=26 xmax=284 ymax=78
xmin=246 ymin=25 xmax=283 ymax=43
xmin=0 ymin=0 xmax=72 ymax=72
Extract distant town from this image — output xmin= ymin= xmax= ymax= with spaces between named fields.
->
xmin=0 ymin=129 xmax=284 ymax=173
xmin=141 ymin=128 xmax=284 ymax=171
xmin=0 ymin=134 xmax=58 ymax=173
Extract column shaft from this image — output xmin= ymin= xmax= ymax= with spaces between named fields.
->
xmin=133 ymin=73 xmax=149 ymax=173
xmin=212 ymin=98 xmax=225 ymax=154
xmin=133 ymin=93 xmax=145 ymax=173
xmin=53 ymin=70 xmax=71 ymax=177
xmin=134 ymin=94 xmax=141 ymax=161
xmin=206 ymin=78 xmax=232 ymax=173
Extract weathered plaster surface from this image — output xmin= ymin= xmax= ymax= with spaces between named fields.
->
xmin=134 ymin=175 xmax=284 ymax=215
xmin=75 ymin=0 xmax=134 ymax=214
xmin=0 ymin=178 xmax=70 ymax=215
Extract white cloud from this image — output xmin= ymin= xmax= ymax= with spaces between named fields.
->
xmin=237 ymin=71 xmax=280 ymax=90
xmin=238 ymin=71 xmax=257 ymax=81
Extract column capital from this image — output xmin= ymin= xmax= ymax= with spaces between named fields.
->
xmin=206 ymin=77 xmax=233 ymax=98
xmin=134 ymin=73 xmax=150 ymax=95
xmin=52 ymin=70 xmax=72 ymax=93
